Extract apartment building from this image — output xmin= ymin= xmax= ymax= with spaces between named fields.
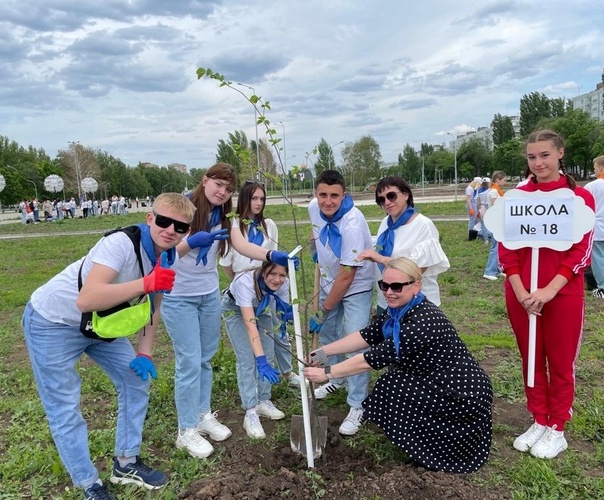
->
xmin=572 ymin=82 xmax=604 ymax=122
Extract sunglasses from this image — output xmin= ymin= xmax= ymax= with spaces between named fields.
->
xmin=377 ymin=280 xmax=415 ymax=292
xmin=153 ymin=211 xmax=191 ymax=234
xmin=376 ymin=191 xmax=402 ymax=206
xmin=244 ymin=179 xmax=265 ymax=187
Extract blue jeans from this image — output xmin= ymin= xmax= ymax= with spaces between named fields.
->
xmin=484 ymin=232 xmax=500 ymax=276
xmin=222 ymin=292 xmax=275 ymax=410
xmin=592 ymin=241 xmax=604 ymax=288
xmin=22 ymin=303 xmax=149 ymax=490
xmin=319 ymin=289 xmax=372 ymax=408
xmin=160 ymin=289 xmax=222 ymax=428
xmin=271 ymin=311 xmax=293 ymax=373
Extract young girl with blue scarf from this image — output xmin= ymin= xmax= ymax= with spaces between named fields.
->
xmin=304 ymin=257 xmax=493 ymax=474
xmin=222 ymin=261 xmax=291 ymax=439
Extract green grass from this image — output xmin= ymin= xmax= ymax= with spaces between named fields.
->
xmin=0 ymin=209 xmax=603 ymax=499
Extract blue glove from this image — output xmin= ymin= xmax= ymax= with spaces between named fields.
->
xmin=187 ymin=228 xmax=229 ymax=249
xmin=311 ymin=251 xmax=318 ymax=263
xmin=284 ymin=305 xmax=294 ymax=323
xmin=256 ymin=355 xmax=280 ymax=384
xmin=187 ymin=229 xmax=229 ymax=265
xmin=130 ymin=354 xmax=157 ymax=381
xmin=268 ymin=251 xmax=300 ymax=270
xmin=309 ymin=312 xmax=324 ymax=334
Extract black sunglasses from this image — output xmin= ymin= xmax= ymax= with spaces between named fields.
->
xmin=376 ymin=191 xmax=402 ymax=206
xmin=153 ymin=211 xmax=191 ymax=234
xmin=377 ymin=280 xmax=415 ymax=292
xmin=245 ymin=179 xmax=265 ymax=187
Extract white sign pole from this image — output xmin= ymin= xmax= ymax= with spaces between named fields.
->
xmin=527 ymin=248 xmax=539 ymax=387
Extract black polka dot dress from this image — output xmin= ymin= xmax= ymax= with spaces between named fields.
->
xmin=361 ymin=299 xmax=493 ymax=473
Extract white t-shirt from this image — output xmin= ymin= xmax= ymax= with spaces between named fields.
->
xmin=308 ymin=198 xmax=375 ymax=296
xmin=219 ymin=218 xmax=278 ymax=275
xmin=585 ymin=178 xmax=604 ymax=241
xmin=486 ymin=187 xmax=500 ymax=207
xmin=374 ymin=213 xmax=450 ymax=308
xmin=229 ymin=269 xmax=289 ymax=309
xmin=30 ymin=231 xmax=154 ymax=326
xmin=171 ymin=223 xmax=221 ymax=296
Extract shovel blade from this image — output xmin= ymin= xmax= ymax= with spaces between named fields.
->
xmin=290 ymin=414 xmax=328 ymax=459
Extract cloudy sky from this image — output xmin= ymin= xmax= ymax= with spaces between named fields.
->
xmin=2 ymin=0 xmax=603 ymax=172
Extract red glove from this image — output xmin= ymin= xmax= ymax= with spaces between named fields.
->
xmin=469 ymin=208 xmax=475 ymax=216
xmin=143 ymin=258 xmax=175 ymax=293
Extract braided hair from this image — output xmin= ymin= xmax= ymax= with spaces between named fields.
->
xmin=526 ymin=130 xmax=576 ymax=190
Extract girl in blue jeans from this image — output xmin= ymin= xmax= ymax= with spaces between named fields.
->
xmin=222 ymin=262 xmax=291 ymax=439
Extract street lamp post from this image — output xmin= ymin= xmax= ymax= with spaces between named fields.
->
xmin=237 ymin=83 xmax=261 ymax=177
xmin=27 ymin=179 xmax=38 ymax=199
xmin=446 ymin=132 xmax=458 ymax=201
xmin=328 ymin=140 xmax=344 ymax=171
xmin=68 ymin=141 xmax=82 ymax=201
xmin=279 ymin=121 xmax=288 ymax=201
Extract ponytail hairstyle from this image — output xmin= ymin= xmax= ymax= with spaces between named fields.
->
xmin=526 ymin=129 xmax=576 ymax=190
xmin=190 ymin=162 xmax=237 ymax=257
xmin=236 ymin=180 xmax=268 ymax=237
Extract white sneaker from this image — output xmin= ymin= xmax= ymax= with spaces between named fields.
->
xmin=592 ymin=288 xmax=604 ymax=299
xmin=197 ymin=411 xmax=232 ymax=442
xmin=256 ymin=400 xmax=285 ymax=420
xmin=243 ymin=411 xmax=266 ymax=439
xmin=339 ymin=406 xmax=365 ymax=436
xmin=287 ymin=372 xmax=301 ymax=387
xmin=176 ymin=428 xmax=214 ymax=458
xmin=482 ymin=274 xmax=498 ymax=281
xmin=513 ymin=422 xmax=547 ymax=452
xmin=314 ymin=381 xmax=345 ymax=400
xmin=530 ymin=425 xmax=568 ymax=459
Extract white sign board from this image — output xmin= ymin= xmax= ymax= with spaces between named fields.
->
xmin=484 ymin=188 xmax=595 ymax=251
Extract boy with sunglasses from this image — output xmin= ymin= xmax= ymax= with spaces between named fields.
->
xmin=308 ymin=170 xmax=375 ymax=436
xmin=22 ymin=193 xmax=201 ymax=500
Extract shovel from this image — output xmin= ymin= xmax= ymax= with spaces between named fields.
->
xmin=289 ymin=257 xmax=328 ymax=466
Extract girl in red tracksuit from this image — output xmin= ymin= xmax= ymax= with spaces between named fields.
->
xmin=499 ymin=129 xmax=594 ymax=460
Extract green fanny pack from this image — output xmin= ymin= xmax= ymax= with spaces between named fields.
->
xmin=91 ymin=295 xmax=151 ymax=339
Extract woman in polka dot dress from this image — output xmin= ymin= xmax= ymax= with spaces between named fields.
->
xmin=304 ymin=257 xmax=493 ymax=473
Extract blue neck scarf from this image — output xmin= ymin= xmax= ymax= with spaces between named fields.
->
xmin=248 ymin=218 xmax=265 ymax=246
xmin=375 ymin=207 xmax=416 ymax=271
xmin=318 ymin=194 xmax=354 ymax=258
xmin=207 ymin=206 xmax=222 ymax=231
xmin=382 ymin=292 xmax=425 ymax=356
xmin=255 ymin=275 xmax=291 ymax=338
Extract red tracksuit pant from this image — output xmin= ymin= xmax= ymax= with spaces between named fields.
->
xmin=505 ymin=290 xmax=584 ymax=430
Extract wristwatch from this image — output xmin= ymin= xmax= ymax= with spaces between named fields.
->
xmin=324 ymin=365 xmax=333 ymax=380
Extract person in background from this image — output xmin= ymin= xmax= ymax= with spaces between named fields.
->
xmin=22 ymin=193 xmax=198 ymax=500
xmin=584 ymin=154 xmax=604 ymax=298
xmin=222 ymin=262 xmax=291 ymax=438
xmin=220 ymin=180 xmax=299 ymax=387
xmin=308 ymin=169 xmax=375 ymax=436
xmin=500 ymin=129 xmax=595 ymax=459
xmin=357 ymin=176 xmax=449 ymax=312
xmin=304 ymin=257 xmax=493 ymax=473
xmin=482 ymin=171 xmax=507 ymax=281
xmin=465 ymin=177 xmax=483 ymax=240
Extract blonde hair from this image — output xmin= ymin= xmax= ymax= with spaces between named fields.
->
xmin=594 ymin=155 xmax=604 ymax=171
xmin=153 ymin=193 xmax=196 ymax=222
xmin=384 ymin=257 xmax=423 ymax=283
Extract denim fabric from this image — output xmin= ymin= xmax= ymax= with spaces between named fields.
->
xmin=484 ymin=232 xmax=500 ymax=276
xmin=271 ymin=310 xmax=293 ymax=373
xmin=468 ymin=200 xmax=478 ymax=232
xmin=591 ymin=240 xmax=604 ymax=288
xmin=22 ymin=302 xmax=149 ymax=489
xmin=319 ymin=289 xmax=372 ymax=408
xmin=222 ymin=292 xmax=275 ymax=410
xmin=161 ymin=289 xmax=222 ymax=428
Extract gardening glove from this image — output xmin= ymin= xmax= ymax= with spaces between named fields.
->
xmin=311 ymin=251 xmax=318 ymax=263
xmin=469 ymin=208 xmax=475 ymax=216
xmin=283 ymin=304 xmax=294 ymax=324
xmin=187 ymin=229 xmax=229 ymax=265
xmin=143 ymin=256 xmax=175 ymax=293
xmin=268 ymin=250 xmax=300 ymax=270
xmin=308 ymin=347 xmax=328 ymax=367
xmin=256 ymin=355 xmax=280 ymax=384
xmin=130 ymin=354 xmax=157 ymax=381
xmin=309 ymin=311 xmax=324 ymax=334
